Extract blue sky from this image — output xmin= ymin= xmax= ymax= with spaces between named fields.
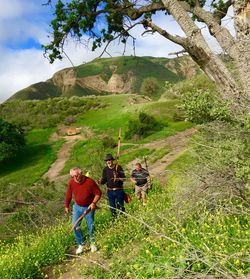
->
xmin=0 ymin=0 xmax=233 ymax=103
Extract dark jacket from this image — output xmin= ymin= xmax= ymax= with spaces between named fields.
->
xmin=101 ymin=165 xmax=126 ymax=189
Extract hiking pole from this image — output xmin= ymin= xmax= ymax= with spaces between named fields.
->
xmin=69 ymin=208 xmax=91 ymax=233
xmin=144 ymin=156 xmax=149 ymax=172
xmin=144 ymin=156 xmax=153 ymax=189
xmin=114 ymin=128 xmax=122 ymax=181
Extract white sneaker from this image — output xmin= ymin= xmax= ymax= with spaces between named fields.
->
xmin=76 ymin=244 xmax=84 ymax=255
xmin=90 ymin=243 xmax=97 ymax=253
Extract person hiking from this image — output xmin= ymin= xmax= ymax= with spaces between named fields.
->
xmin=100 ymin=153 xmax=126 ymax=217
xmin=131 ymin=162 xmax=150 ymax=205
xmin=65 ymin=167 xmax=102 ymax=254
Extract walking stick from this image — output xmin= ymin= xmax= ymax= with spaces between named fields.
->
xmin=69 ymin=208 xmax=91 ymax=233
xmin=116 ymin=128 xmax=121 ymax=171
xmin=114 ymin=128 xmax=122 ymax=181
xmin=144 ymin=156 xmax=152 ymax=189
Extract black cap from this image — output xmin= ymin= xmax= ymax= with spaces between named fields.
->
xmin=104 ymin=153 xmax=115 ymax=161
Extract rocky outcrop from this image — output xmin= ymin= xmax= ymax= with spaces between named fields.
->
xmin=52 ymin=69 xmax=136 ymax=94
xmin=52 ymin=68 xmax=76 ymax=94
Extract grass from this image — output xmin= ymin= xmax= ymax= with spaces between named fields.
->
xmin=149 ymin=145 xmax=171 ymax=164
xmin=0 ymin=129 xmax=64 ymax=186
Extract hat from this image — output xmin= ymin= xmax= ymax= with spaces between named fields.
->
xmin=104 ymin=153 xmax=115 ymax=161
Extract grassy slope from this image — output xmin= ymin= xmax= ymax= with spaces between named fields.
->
xmin=61 ymin=94 xmax=192 ymax=176
xmin=9 ymin=81 xmax=61 ymax=101
xmin=0 ymin=129 xmax=63 ymax=186
xmin=76 ymin=56 xmax=181 ymax=92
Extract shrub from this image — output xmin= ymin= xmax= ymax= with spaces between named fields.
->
xmin=102 ymin=135 xmax=117 ymax=149
xmin=124 ymin=112 xmax=163 ymax=140
xmin=140 ymin=77 xmax=160 ymax=96
xmin=0 ymin=118 xmax=25 ymax=161
xmin=180 ymin=89 xmax=232 ymax=124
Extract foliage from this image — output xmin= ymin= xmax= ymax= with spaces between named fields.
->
xmin=180 ymin=89 xmax=232 ymax=124
xmin=101 ymin=135 xmax=117 ymax=149
xmin=0 ymin=97 xmax=105 ymax=129
xmin=0 ymin=118 xmax=25 ymax=162
xmin=0 ymin=224 xmax=73 ymax=279
xmin=189 ymin=122 xmax=250 ymax=202
xmin=0 ymin=128 xmax=63 ymax=186
xmin=168 ymin=122 xmax=250 ymax=213
xmin=124 ymin=112 xmax=163 ymax=140
xmin=140 ymin=77 xmax=160 ymax=96
xmin=0 ymin=180 xmax=66 ymax=239
xmin=61 ymin=138 xmax=107 ymax=180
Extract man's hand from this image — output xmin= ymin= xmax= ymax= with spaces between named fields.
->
xmin=96 ymin=179 xmax=101 ymax=185
xmin=88 ymin=202 xmax=97 ymax=211
xmin=65 ymin=207 xmax=70 ymax=214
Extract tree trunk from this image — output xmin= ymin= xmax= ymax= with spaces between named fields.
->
xmin=233 ymin=0 xmax=250 ymax=102
xmin=161 ymin=0 xmax=243 ymax=108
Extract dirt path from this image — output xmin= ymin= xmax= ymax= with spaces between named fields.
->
xmin=43 ymin=134 xmax=85 ymax=181
xmin=126 ymin=127 xmax=196 ymax=183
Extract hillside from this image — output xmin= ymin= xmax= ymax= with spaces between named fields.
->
xmin=9 ymin=55 xmax=199 ymax=101
xmin=0 ymin=72 xmax=249 ymax=278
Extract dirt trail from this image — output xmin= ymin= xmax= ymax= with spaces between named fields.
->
xmin=43 ymin=134 xmax=85 ymax=181
xmin=126 ymin=127 xmax=196 ymax=183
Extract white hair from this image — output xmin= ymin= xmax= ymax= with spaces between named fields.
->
xmin=70 ymin=167 xmax=83 ymax=176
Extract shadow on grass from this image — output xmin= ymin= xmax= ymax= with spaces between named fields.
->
xmin=0 ymin=144 xmax=52 ymax=177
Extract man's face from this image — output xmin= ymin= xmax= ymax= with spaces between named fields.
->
xmin=106 ymin=159 xmax=114 ymax=168
xmin=71 ymin=170 xmax=82 ymax=182
xmin=135 ymin=164 xmax=142 ymax=171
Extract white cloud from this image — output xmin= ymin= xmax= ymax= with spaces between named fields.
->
xmin=0 ymin=42 xmax=106 ymax=102
xmin=0 ymin=0 xmax=23 ymax=20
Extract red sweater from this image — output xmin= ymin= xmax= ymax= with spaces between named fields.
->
xmin=65 ymin=176 xmax=102 ymax=208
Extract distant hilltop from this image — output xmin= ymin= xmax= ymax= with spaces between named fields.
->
xmin=9 ymin=55 xmax=199 ymax=101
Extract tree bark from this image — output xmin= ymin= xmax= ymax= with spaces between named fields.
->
xmin=233 ymin=0 xmax=250 ymax=101
xmin=160 ymin=0 xmax=243 ymax=107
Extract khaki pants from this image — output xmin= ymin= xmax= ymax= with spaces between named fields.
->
xmin=135 ymin=184 xmax=148 ymax=203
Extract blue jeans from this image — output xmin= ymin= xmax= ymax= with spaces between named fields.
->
xmin=72 ymin=203 xmax=95 ymax=245
xmin=107 ymin=190 xmax=125 ymax=217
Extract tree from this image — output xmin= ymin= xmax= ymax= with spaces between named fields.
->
xmin=0 ymin=118 xmax=25 ymax=161
xmin=44 ymin=0 xmax=250 ymax=112
xmin=124 ymin=112 xmax=163 ymax=139
xmin=140 ymin=77 xmax=160 ymax=96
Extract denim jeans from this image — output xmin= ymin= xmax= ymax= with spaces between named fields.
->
xmin=72 ymin=203 xmax=95 ymax=245
xmin=107 ymin=189 xmax=125 ymax=217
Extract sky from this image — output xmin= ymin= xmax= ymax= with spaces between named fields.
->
xmin=0 ymin=0 xmax=233 ymax=103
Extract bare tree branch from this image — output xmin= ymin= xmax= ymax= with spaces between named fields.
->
xmin=142 ymin=19 xmax=187 ymax=46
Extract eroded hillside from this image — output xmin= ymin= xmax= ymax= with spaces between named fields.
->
xmin=10 ymin=56 xmax=199 ymax=100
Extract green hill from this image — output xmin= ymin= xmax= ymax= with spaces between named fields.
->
xmin=9 ymin=55 xmax=199 ymax=101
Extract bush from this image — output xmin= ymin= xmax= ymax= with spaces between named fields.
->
xmin=124 ymin=112 xmax=163 ymax=140
xmin=140 ymin=77 xmax=160 ymax=96
xmin=181 ymin=89 xmax=232 ymax=124
xmin=0 ymin=118 xmax=25 ymax=161
xmin=102 ymin=135 xmax=117 ymax=149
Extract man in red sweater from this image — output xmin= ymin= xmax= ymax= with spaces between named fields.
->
xmin=65 ymin=167 xmax=102 ymax=254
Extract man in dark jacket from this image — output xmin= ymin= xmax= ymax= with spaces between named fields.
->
xmin=65 ymin=167 xmax=102 ymax=254
xmin=100 ymin=153 xmax=126 ymax=217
